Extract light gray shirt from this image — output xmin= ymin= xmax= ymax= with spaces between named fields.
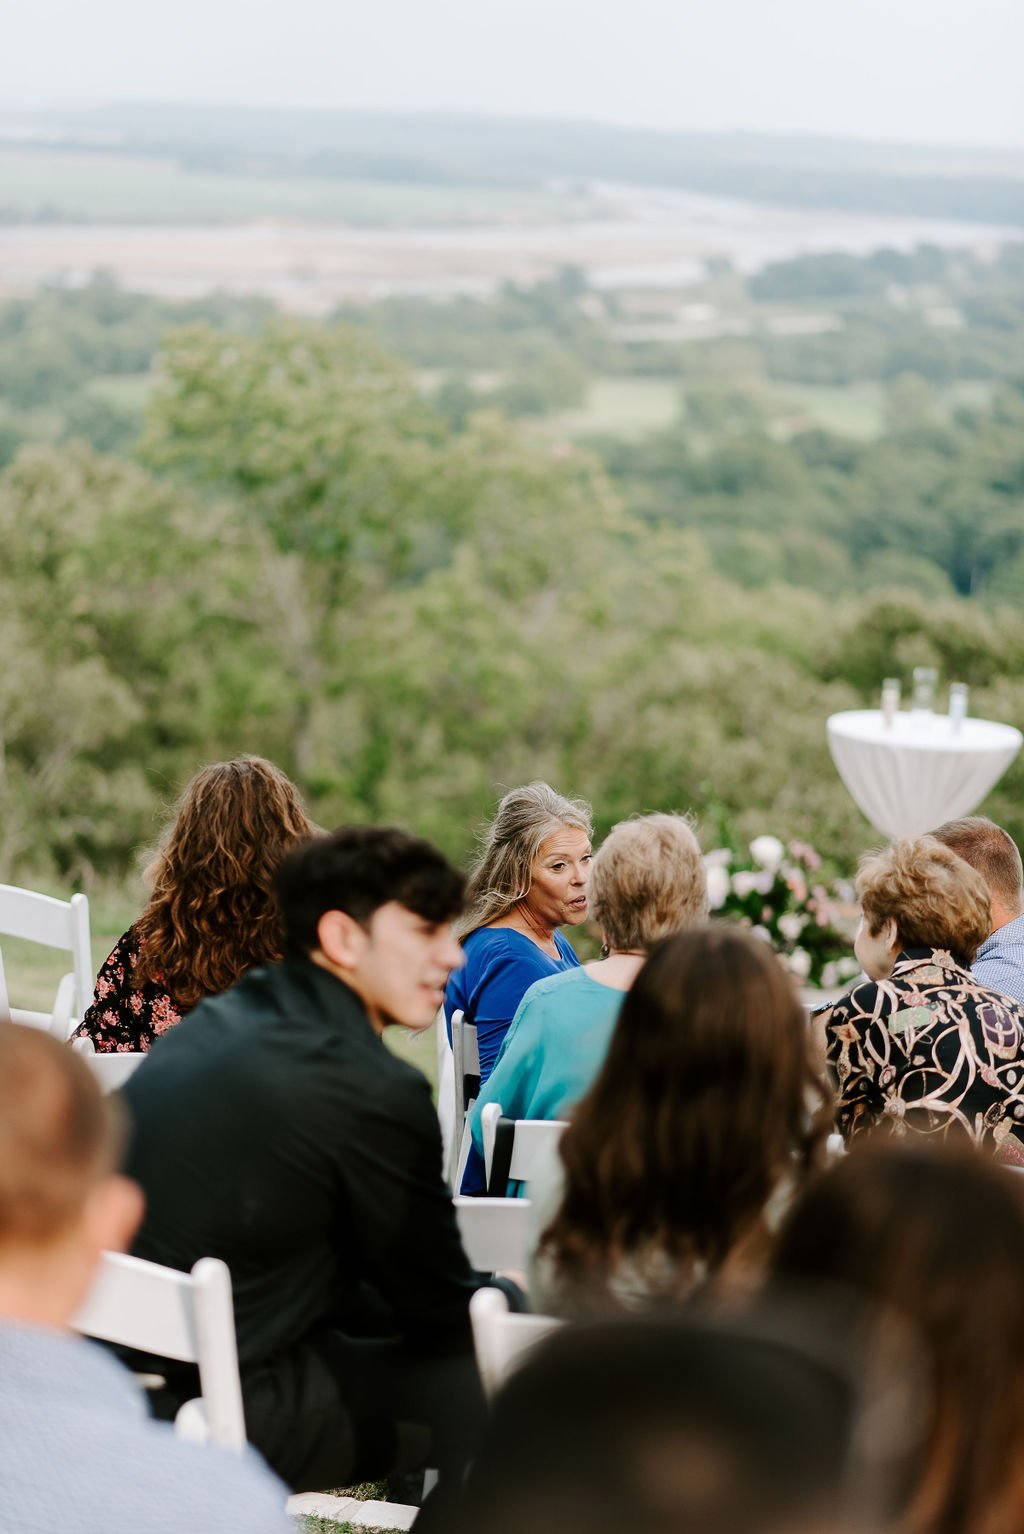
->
xmin=0 ymin=1320 xmax=292 ymax=1534
xmin=974 ymin=912 xmax=1024 ymax=1009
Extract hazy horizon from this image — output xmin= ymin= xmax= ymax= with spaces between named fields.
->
xmin=4 ymin=0 xmax=1023 ymax=152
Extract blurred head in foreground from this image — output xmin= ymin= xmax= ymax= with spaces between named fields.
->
xmin=0 ymin=1024 xmax=141 ymax=1327
xmin=447 ymin=1314 xmax=874 ymax=1534
xmin=538 ymin=925 xmax=831 ymax=1314
xmin=774 ymin=1140 xmax=1024 ymax=1534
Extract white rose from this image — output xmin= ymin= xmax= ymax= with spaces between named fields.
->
xmin=751 ymin=924 xmax=773 ymax=943
xmin=704 ymin=848 xmax=732 ymax=868
xmin=836 ymin=957 xmax=863 ymax=980
xmin=778 ymin=912 xmax=807 ymax=943
xmin=787 ymin=947 xmax=812 ymax=979
xmin=705 ymin=864 xmax=730 ymax=910
xmin=750 ymin=835 xmax=785 ymax=870
xmin=731 ymin=871 xmax=759 ymax=899
xmin=752 ymin=870 xmax=775 ymax=896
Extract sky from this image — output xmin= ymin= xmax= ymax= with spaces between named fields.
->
xmin=5 ymin=0 xmax=1023 ymax=149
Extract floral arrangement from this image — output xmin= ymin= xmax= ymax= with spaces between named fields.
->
xmin=704 ymin=835 xmax=860 ymax=990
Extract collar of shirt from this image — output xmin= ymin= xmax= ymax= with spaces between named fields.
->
xmin=892 ymin=946 xmax=969 ymax=978
xmin=977 ymin=912 xmax=1024 ymax=960
xmin=0 ymin=1320 xmax=146 ymax=1418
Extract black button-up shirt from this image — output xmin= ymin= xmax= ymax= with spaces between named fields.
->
xmin=122 ymin=958 xmax=478 ymax=1366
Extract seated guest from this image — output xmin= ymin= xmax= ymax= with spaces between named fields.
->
xmin=74 ymin=756 xmax=315 ymax=1052
xmin=470 ymin=813 xmax=708 ymax=1164
xmin=929 ymin=816 xmax=1024 ymax=1005
xmin=774 ymin=1140 xmax=1024 ymax=1534
xmin=446 ymin=782 xmax=592 ymax=1193
xmin=0 ymin=1023 xmax=291 ymax=1534
xmin=121 ymin=827 xmax=506 ymax=1508
xmin=531 ymin=926 xmax=830 ymax=1317
xmin=823 ymin=836 xmax=1024 ymax=1156
xmin=446 ymin=1312 xmax=877 ymax=1534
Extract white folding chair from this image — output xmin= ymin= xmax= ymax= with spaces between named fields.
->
xmin=448 ymin=1009 xmax=482 ymax=1189
xmin=454 ymin=1196 xmax=532 ymax=1273
xmin=469 ymin=1286 xmax=561 ymax=1399
xmin=72 ymin=1250 xmax=246 ymax=1451
xmin=72 ymin=1036 xmax=146 ymax=1092
xmin=480 ymin=1101 xmax=568 ymax=1197
xmin=0 ymin=883 xmax=93 ymax=1039
xmin=451 ymin=1010 xmax=479 ymax=1144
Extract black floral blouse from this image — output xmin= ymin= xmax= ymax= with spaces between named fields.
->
xmin=71 ymin=927 xmax=185 ymax=1054
xmin=826 ymin=947 xmax=1024 ymax=1162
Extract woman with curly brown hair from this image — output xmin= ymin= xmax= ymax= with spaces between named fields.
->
xmin=73 ymin=757 xmax=316 ymax=1053
xmin=530 ymin=925 xmax=831 ymax=1318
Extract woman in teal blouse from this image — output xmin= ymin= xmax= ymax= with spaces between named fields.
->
xmin=470 ymin=813 xmax=709 ymax=1169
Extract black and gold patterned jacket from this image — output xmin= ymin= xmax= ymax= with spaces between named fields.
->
xmin=826 ymin=948 xmax=1024 ymax=1160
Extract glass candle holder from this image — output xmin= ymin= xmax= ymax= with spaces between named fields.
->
xmin=948 ymin=681 xmax=969 ymax=734
xmin=881 ymin=677 xmax=901 ymax=727
xmin=912 ymin=666 xmax=938 ymax=715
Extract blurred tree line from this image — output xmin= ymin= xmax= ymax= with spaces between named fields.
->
xmin=2 ymin=246 xmax=1023 ymax=889
xmin=2 ymin=309 xmax=1023 ymax=891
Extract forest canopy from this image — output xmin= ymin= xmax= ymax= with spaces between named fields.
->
xmin=2 ymin=243 xmax=1023 ymax=890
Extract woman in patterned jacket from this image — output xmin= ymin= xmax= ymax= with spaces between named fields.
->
xmin=824 ymin=836 xmax=1024 ymax=1159
xmin=73 ymin=756 xmax=316 ymax=1052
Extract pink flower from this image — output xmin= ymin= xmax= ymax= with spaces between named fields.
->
xmin=150 ymin=996 xmax=183 ymax=1037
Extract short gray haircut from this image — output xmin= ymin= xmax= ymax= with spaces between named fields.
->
xmin=590 ymin=814 xmax=708 ymax=952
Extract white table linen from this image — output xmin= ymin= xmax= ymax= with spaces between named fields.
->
xmin=826 ymin=710 xmax=1022 ymax=838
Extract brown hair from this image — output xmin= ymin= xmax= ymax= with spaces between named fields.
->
xmin=929 ymin=817 xmax=1024 ymax=913
xmin=456 ymin=782 xmax=592 ymax=941
xmin=539 ymin=926 xmax=831 ymax=1314
xmin=134 ymin=756 xmax=317 ymax=1008
xmin=856 ymin=837 xmax=991 ymax=967
xmin=589 ymin=813 xmax=708 ymax=953
xmin=774 ymin=1140 xmax=1024 ymax=1534
xmin=0 ymin=1024 xmax=122 ymax=1245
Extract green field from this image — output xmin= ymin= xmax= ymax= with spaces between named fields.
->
xmin=542 ymin=376 xmax=682 ymax=439
xmin=538 ymin=374 xmax=999 ymax=444
xmin=0 ymin=149 xmax=599 ymax=226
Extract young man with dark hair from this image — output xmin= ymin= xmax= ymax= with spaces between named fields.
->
xmin=0 ymin=1024 xmax=290 ymax=1533
xmin=122 ymin=826 xmax=488 ymax=1511
xmin=929 ymin=816 xmax=1024 ymax=1005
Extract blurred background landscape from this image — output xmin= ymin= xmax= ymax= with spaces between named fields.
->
xmin=2 ymin=0 xmax=1023 ymax=941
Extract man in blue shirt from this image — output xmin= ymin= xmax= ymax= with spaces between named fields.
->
xmin=931 ymin=816 xmax=1024 ymax=1007
xmin=0 ymin=1023 xmax=291 ymax=1534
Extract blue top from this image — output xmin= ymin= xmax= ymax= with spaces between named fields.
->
xmin=470 ymin=967 xmax=624 ymax=1167
xmin=446 ymin=926 xmax=580 ymax=1085
xmin=974 ymin=912 xmax=1024 ymax=1008
xmin=0 ymin=1321 xmax=291 ymax=1534
xmin=446 ymin=926 xmax=580 ymax=1195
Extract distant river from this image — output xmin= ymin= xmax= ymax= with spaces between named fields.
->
xmin=1 ymin=183 xmax=1019 ymax=311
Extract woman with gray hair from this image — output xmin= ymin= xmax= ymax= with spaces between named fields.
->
xmin=445 ymin=783 xmax=593 ymax=1192
xmin=469 ymin=814 xmax=708 ymax=1166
